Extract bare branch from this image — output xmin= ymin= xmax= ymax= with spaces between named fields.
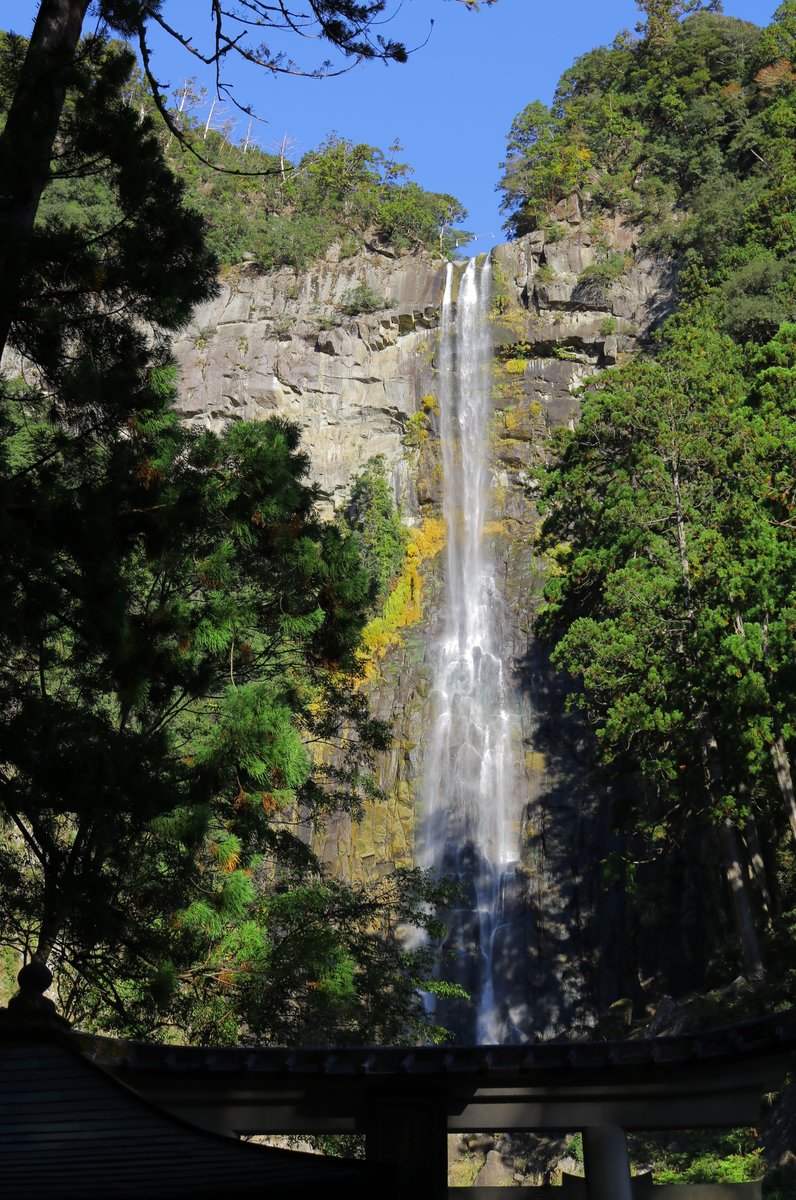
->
xmin=136 ymin=25 xmax=287 ymax=178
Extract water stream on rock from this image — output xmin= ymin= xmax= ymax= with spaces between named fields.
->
xmin=420 ymin=256 xmax=525 ymax=1043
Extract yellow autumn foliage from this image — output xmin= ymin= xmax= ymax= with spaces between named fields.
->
xmin=358 ymin=517 xmax=446 ymax=680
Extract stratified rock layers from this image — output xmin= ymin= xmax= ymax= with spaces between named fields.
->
xmin=175 ymin=206 xmax=674 ymax=1036
xmin=173 ymin=247 xmax=445 ymax=514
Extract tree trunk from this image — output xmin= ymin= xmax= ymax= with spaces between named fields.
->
xmin=696 ymin=714 xmax=764 ymax=977
xmin=743 ymin=813 xmax=772 ymax=919
xmin=718 ymin=817 xmax=764 ymax=978
xmin=33 ymin=894 xmax=63 ymax=967
xmin=770 ymin=731 xmax=796 ymax=845
xmin=0 ymin=0 xmax=91 ymax=359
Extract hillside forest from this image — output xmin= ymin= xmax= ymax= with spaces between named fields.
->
xmin=506 ymin=1 xmax=796 ymax=999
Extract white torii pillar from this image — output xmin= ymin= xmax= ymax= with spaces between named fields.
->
xmin=583 ymin=1124 xmax=634 ymax=1200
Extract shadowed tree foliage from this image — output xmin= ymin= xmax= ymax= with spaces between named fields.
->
xmin=0 ymin=28 xmax=460 ymax=1044
xmin=520 ymin=4 xmax=796 ymax=986
xmin=538 ymin=305 xmax=796 ymax=979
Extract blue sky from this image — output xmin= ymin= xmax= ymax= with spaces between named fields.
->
xmin=5 ymin=0 xmax=776 ymax=251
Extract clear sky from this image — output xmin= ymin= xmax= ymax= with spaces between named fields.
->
xmin=5 ymin=0 xmax=777 ymax=251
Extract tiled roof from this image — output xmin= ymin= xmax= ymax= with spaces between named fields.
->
xmin=83 ymin=1006 xmax=796 ymax=1080
xmin=0 ymin=1026 xmax=389 ymax=1200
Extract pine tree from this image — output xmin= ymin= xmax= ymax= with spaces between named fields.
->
xmin=0 ymin=0 xmax=490 ymax=361
xmin=538 ymin=312 xmax=784 ymax=976
xmin=0 ymin=35 xmax=454 ymax=1043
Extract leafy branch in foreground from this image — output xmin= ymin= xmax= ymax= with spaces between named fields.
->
xmin=0 ymin=32 xmax=460 ymax=1045
xmin=0 ymin=0 xmax=491 ymax=359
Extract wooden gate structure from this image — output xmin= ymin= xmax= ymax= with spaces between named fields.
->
xmin=3 ymin=965 xmax=796 ymax=1200
xmin=93 ymin=1007 xmax=796 ymax=1200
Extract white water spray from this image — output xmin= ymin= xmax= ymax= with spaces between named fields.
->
xmin=420 ymin=257 xmax=523 ymax=1044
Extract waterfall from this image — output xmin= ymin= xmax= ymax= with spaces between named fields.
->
xmin=420 ymin=256 xmax=524 ymax=1044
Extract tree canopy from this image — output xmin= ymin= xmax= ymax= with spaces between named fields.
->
xmin=0 ymin=0 xmax=491 ymax=361
xmin=538 ymin=314 xmax=796 ymax=976
xmin=530 ymin=3 xmax=796 ymax=985
xmin=499 ymin=0 xmax=796 ymax=354
xmin=0 ymin=17 xmax=462 ymax=1043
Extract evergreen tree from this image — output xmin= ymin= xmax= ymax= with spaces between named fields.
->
xmin=498 ymin=0 xmax=796 ymax=326
xmin=0 ymin=0 xmax=490 ymax=361
xmin=346 ymin=455 xmax=407 ymax=608
xmin=536 ymin=312 xmax=796 ymax=976
xmin=0 ymin=32 xmax=456 ymax=1043
xmin=636 ymin=1 xmax=723 ymax=48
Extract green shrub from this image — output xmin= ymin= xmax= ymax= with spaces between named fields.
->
xmin=721 ymin=251 xmax=795 ymax=343
xmin=337 ymin=282 xmax=388 ymax=317
xmin=345 ymin=455 xmax=406 ymax=607
xmin=404 ymin=409 xmax=429 ymax=447
xmin=255 ymin=213 xmax=334 ymax=270
xmin=578 ymin=251 xmax=628 ymax=290
xmin=627 ymin=1129 xmax=764 ymax=1187
xmin=271 ymin=314 xmax=295 ymax=340
xmin=656 ymin=1153 xmax=762 ymax=1186
xmin=543 ymin=220 xmax=567 ymax=242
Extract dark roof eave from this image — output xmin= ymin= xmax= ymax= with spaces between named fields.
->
xmin=73 ymin=1005 xmax=796 ymax=1082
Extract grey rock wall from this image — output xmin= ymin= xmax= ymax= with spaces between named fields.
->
xmin=172 ymin=245 xmax=446 ymax=514
xmin=171 ymin=207 xmax=675 ymax=1038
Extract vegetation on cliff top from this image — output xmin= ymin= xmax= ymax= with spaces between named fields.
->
xmin=148 ymin=120 xmax=471 ymax=270
xmin=0 ymin=29 xmax=470 ymax=273
xmin=499 ymin=2 xmax=795 ymax=342
xmin=0 ymin=0 xmax=490 ymax=370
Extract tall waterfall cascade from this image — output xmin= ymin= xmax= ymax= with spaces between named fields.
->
xmin=420 ymin=257 xmax=527 ymax=1044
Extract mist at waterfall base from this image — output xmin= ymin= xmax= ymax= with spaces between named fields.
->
xmin=418 ymin=258 xmax=529 ymax=1045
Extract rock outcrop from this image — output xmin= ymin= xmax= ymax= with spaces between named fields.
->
xmin=173 ymin=245 xmax=446 ymax=514
xmin=170 ymin=203 xmax=676 ymax=1037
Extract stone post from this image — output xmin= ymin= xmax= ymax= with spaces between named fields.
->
xmin=0 ymin=961 xmax=69 ymax=1029
xmin=583 ymin=1123 xmax=633 ymax=1200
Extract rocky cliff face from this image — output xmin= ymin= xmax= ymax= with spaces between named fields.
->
xmin=481 ymin=202 xmax=674 ymax=1031
xmin=173 ymin=202 xmax=675 ymax=1037
xmin=173 ymin=245 xmax=446 ymax=514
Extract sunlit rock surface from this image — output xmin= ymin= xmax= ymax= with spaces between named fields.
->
xmin=173 ymin=245 xmax=445 ymax=514
xmin=170 ymin=210 xmax=675 ymax=1040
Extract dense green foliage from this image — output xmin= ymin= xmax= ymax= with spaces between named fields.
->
xmin=499 ymin=3 xmax=796 ymax=340
xmin=345 ymin=456 xmax=408 ymax=608
xmin=0 ymin=31 xmax=470 ymax=272
xmin=193 ymin=137 xmax=469 ymax=269
xmin=0 ymin=32 xmax=457 ymax=1044
xmin=628 ymin=1129 xmax=763 ymax=1187
xmin=534 ymin=4 xmax=796 ymax=978
xmin=539 ymin=315 xmax=796 ymax=970
xmin=158 ymin=123 xmax=471 ymax=269
xmin=542 ymin=317 xmax=796 ymax=810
